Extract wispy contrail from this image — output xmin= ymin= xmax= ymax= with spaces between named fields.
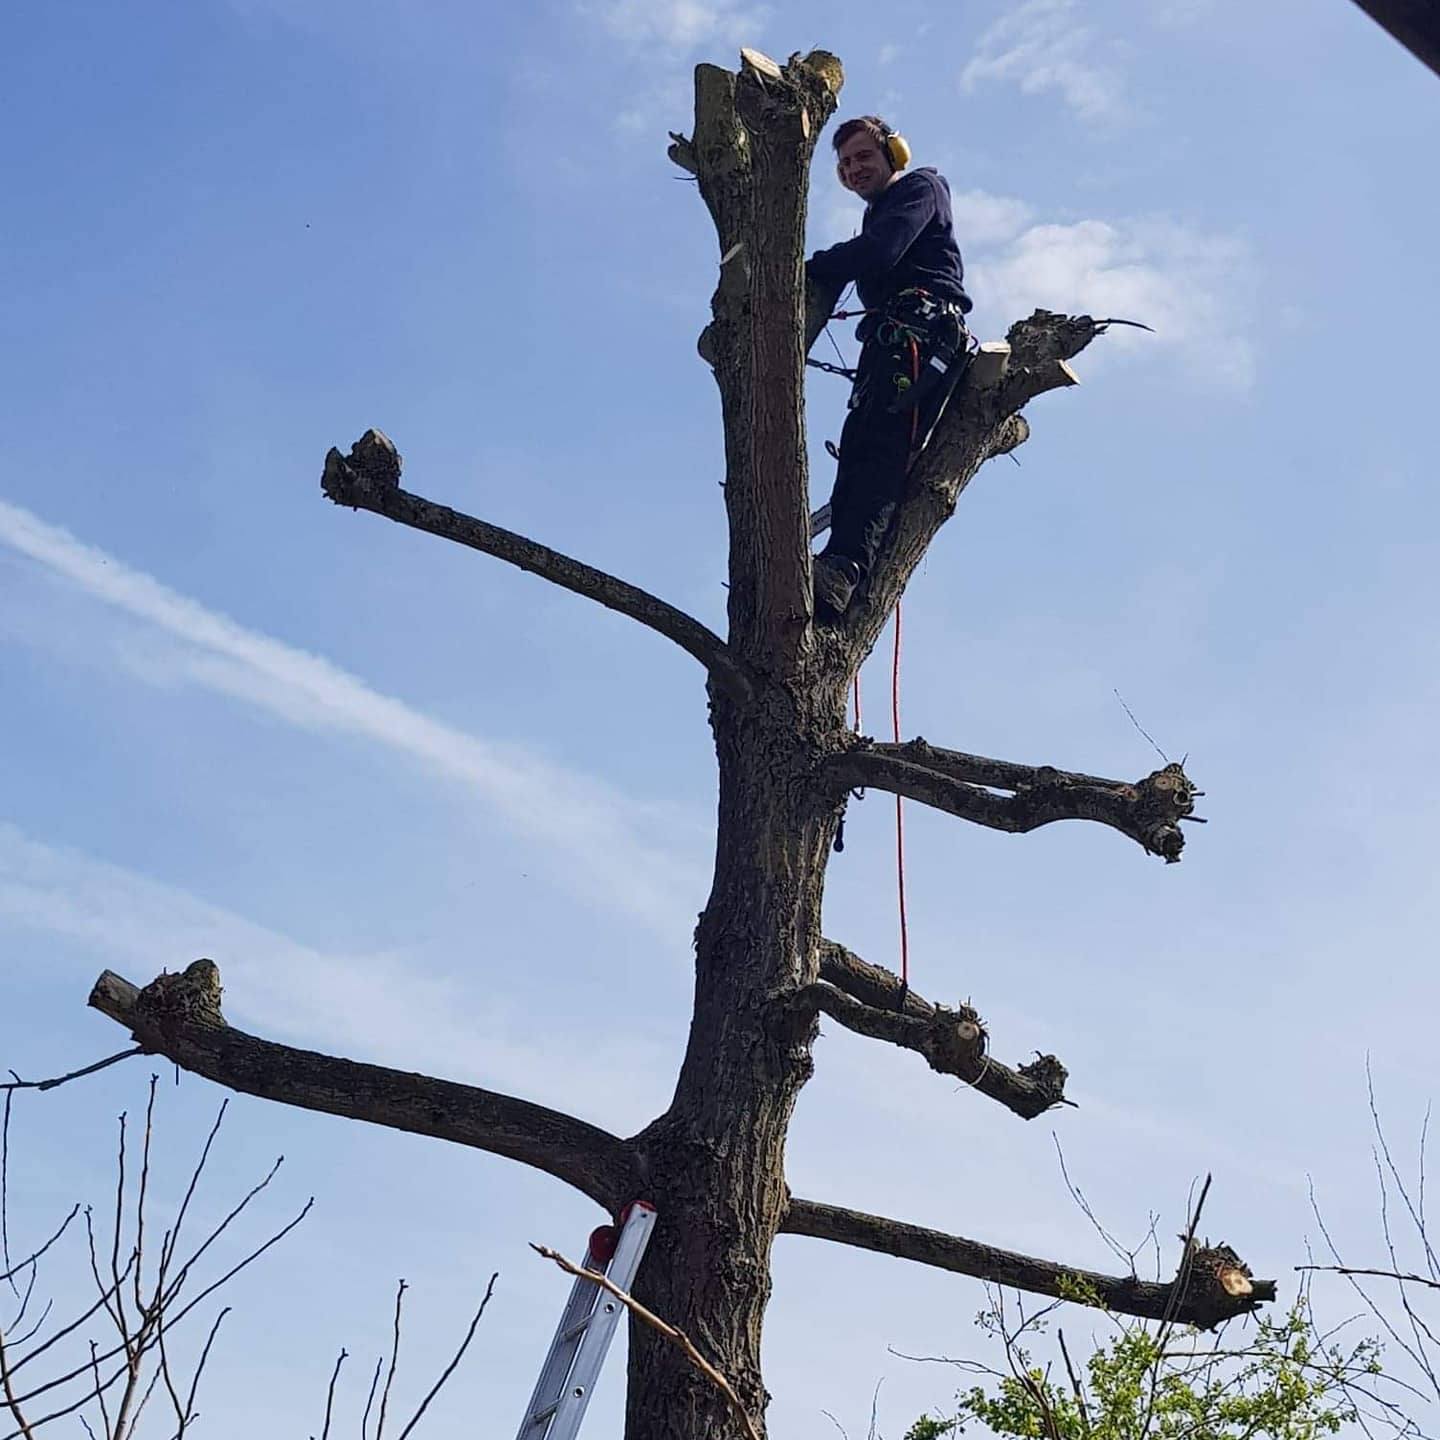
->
xmin=0 ymin=497 xmax=707 ymax=935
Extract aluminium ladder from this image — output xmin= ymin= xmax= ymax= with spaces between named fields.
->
xmin=515 ymin=1201 xmax=657 ymax=1440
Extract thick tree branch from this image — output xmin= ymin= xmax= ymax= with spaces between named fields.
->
xmin=781 ymin=1199 xmax=1276 ymax=1330
xmin=321 ymin=430 xmax=751 ymax=699
xmin=827 ymin=740 xmax=1198 ymax=863
xmin=688 ymin=50 xmax=843 ymax=675
xmin=87 ymin=968 xmax=634 ymax=1211
xmin=814 ymin=942 xmax=1069 ymax=1120
xmin=842 ymin=311 xmax=1101 ymax=662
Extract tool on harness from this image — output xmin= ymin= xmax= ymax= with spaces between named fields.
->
xmin=873 ymin=290 xmax=971 ymax=420
xmin=806 ymin=356 xmax=858 ymax=380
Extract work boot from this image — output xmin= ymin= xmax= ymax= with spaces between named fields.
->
xmin=813 ymin=554 xmax=862 ymax=620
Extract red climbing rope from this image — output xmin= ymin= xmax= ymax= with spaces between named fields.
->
xmin=892 ymin=599 xmax=909 ymax=990
xmin=842 ymin=336 xmax=921 ymax=991
xmin=892 ymin=338 xmax=921 ymax=991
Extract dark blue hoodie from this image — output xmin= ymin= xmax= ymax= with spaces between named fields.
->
xmin=806 ymin=166 xmax=972 ymax=315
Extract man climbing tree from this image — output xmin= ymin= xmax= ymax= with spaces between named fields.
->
xmin=807 ymin=115 xmax=973 ymax=619
xmin=67 ymin=46 xmax=1270 ymax=1440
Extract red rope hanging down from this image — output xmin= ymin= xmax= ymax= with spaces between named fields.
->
xmin=892 ymin=598 xmax=909 ymax=991
xmin=838 ymin=338 xmax=920 ymax=989
xmin=892 ymin=338 xmax=923 ymax=993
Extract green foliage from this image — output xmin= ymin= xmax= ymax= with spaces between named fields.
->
xmin=914 ymin=1303 xmax=1386 ymax=1440
xmin=904 ymin=1418 xmax=960 ymax=1440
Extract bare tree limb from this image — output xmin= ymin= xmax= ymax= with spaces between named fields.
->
xmin=811 ymin=943 xmax=1071 ymax=1120
xmin=827 ymin=740 xmax=1199 ymax=862
xmin=321 ymin=430 xmax=752 ymax=700
xmin=87 ymin=968 xmax=635 ymax=1210
xmin=781 ymin=1199 xmax=1276 ymax=1330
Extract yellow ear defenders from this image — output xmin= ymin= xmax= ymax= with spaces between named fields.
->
xmin=880 ymin=125 xmax=912 ymax=172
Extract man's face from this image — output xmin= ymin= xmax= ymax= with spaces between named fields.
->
xmin=836 ymin=131 xmax=893 ymax=202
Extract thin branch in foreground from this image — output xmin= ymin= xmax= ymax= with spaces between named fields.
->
xmin=0 ymin=1207 xmax=81 ymax=1288
xmin=1 ymin=1093 xmax=11 ymax=1291
xmin=0 ymin=1050 xmax=145 ymax=1097
xmin=531 ymin=1244 xmax=760 ymax=1440
xmin=319 ymin=1348 xmax=347 ymax=1440
xmin=394 ymin=1275 xmax=499 ymax=1440
xmin=1296 ymin=1265 xmax=1440 ymax=1292
xmin=375 ymin=1280 xmax=407 ymax=1440
xmin=1054 ymin=1136 xmax=1142 ymax=1274
xmin=361 ymin=1356 xmax=384 ymax=1440
xmin=0 ymin=1314 xmax=35 ymax=1440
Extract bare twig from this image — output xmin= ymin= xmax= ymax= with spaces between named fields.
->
xmin=1 ymin=1093 xmax=12 ymax=1293
xmin=0 ymin=1313 xmax=35 ymax=1440
xmin=89 ymin=1342 xmax=111 ymax=1440
xmin=157 ymin=1103 xmax=228 ymax=1289
xmin=1054 ymin=1137 xmax=1139 ymax=1274
xmin=1057 ymin=1328 xmax=1091 ymax=1434
xmin=360 ymin=1356 xmax=384 ymax=1440
xmin=178 ymin=1306 xmax=230 ymax=1434
xmin=161 ymin=1152 xmax=283 ymax=1307
xmin=0 ymin=1206 xmax=80 ymax=1287
xmin=394 ymin=1275 xmax=499 ymax=1440
xmin=375 ymin=1280 xmax=407 ymax=1440
xmin=1297 ymin=1265 xmax=1440 ymax=1292
xmin=134 ymin=1079 xmax=158 ymax=1318
xmin=1138 ymin=1174 xmax=1214 ymax=1440
xmin=0 ymin=1051 xmax=145 ymax=1097
xmin=319 ymin=1349 xmax=347 ymax=1440
xmin=532 ymin=1244 xmax=761 ymax=1440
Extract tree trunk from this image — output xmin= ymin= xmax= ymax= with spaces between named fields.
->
xmin=72 ymin=46 xmax=1277 ymax=1440
xmin=624 ymin=673 xmax=847 ymax=1439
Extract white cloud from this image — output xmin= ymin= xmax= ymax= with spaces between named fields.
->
xmin=950 ymin=188 xmax=1036 ymax=248
xmin=961 ymin=0 xmax=1127 ymax=124
xmin=0 ymin=823 xmax=667 ymax=1125
xmin=592 ymin=0 xmax=766 ymax=57
xmin=584 ymin=0 xmax=769 ymax=134
xmin=968 ymin=212 xmax=1257 ymax=389
xmin=0 ymin=499 xmax=708 ymax=936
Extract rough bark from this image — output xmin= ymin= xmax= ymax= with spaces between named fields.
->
xmin=816 ymin=941 xmax=1070 ymax=1118
xmin=782 ymin=1201 xmax=1277 ymax=1330
xmin=693 ymin=51 xmax=843 ymax=676
xmin=62 ymin=45 xmax=1278 ymax=1440
xmin=828 ymin=742 xmax=1200 ymax=862
xmin=88 ymin=970 xmax=633 ymax=1209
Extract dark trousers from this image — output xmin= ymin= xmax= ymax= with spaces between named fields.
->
xmin=821 ymin=306 xmax=966 ymax=576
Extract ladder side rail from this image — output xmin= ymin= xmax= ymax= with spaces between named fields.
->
xmin=515 ymin=1243 xmax=605 ymax=1437
xmin=541 ymin=1206 xmax=658 ymax=1440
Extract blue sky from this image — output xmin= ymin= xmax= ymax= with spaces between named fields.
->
xmin=3 ymin=0 xmax=1439 ymax=1434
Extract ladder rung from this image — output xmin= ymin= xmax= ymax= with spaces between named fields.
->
xmin=515 ymin=1202 xmax=657 ymax=1440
